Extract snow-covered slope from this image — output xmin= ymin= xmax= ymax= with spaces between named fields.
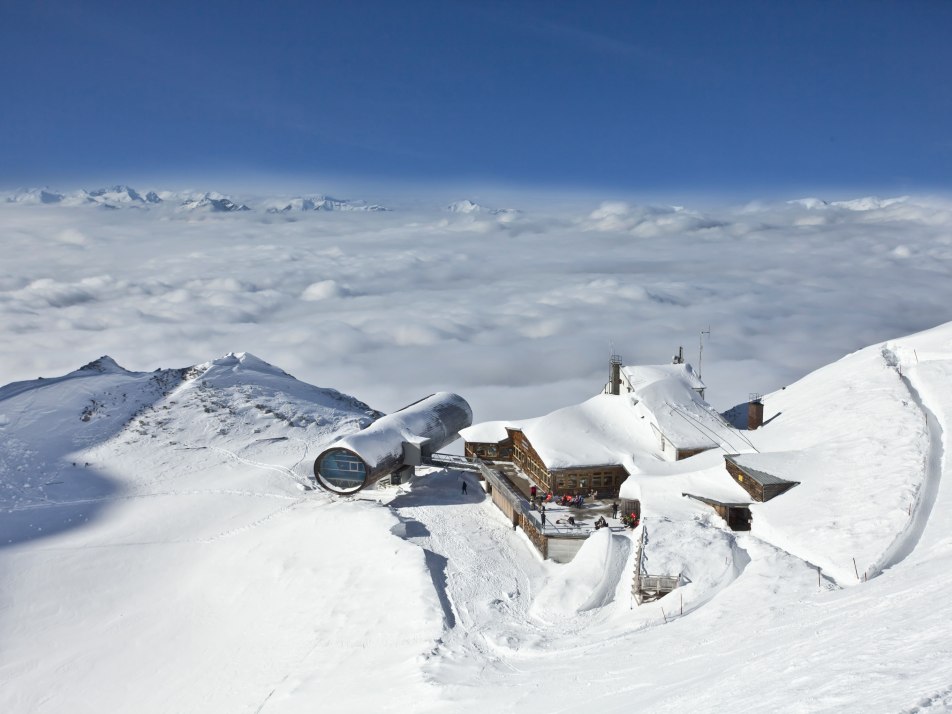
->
xmin=0 ymin=352 xmax=381 ymax=506
xmin=5 ymin=322 xmax=952 ymax=713
xmin=729 ymin=336 xmax=932 ymax=582
xmin=0 ymin=354 xmax=448 ymax=713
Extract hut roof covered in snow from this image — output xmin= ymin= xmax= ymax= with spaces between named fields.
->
xmin=617 ymin=363 xmax=726 ymax=452
xmin=462 ymin=362 xmax=736 ymax=469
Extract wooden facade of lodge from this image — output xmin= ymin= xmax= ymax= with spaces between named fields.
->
xmin=724 ymin=455 xmax=799 ymax=502
xmin=465 ymin=427 xmax=627 ymax=497
xmin=464 ymin=435 xmax=513 ymax=462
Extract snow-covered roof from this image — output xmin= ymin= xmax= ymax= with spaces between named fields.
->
xmin=519 ymin=393 xmax=658 ymax=469
xmin=462 ymin=362 xmax=735 ymax=470
xmin=621 ymin=458 xmax=754 ymax=506
xmin=332 ymin=392 xmax=473 ymax=470
xmin=726 ymin=454 xmax=799 ymax=487
xmin=621 ymin=362 xmax=705 ymax=393
xmin=459 ymin=419 xmax=516 ymax=444
xmin=620 ymin=363 xmax=730 ymax=451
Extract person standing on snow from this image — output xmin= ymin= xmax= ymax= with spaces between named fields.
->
xmin=612 ymin=502 xmax=619 ymax=519
xmin=461 ymin=480 xmax=468 ymax=495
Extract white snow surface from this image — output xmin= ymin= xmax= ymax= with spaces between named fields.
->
xmin=5 ymin=322 xmax=952 ymax=711
xmin=734 ymin=337 xmax=933 ymax=583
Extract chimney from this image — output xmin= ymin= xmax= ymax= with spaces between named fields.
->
xmin=609 ymin=354 xmax=622 ymax=395
xmin=748 ymin=393 xmax=764 ymax=430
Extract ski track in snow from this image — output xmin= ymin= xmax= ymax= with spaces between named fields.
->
xmin=203 ymin=444 xmax=309 ymax=486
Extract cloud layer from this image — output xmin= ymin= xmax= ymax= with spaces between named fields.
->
xmin=1 ymin=192 xmax=951 ymax=422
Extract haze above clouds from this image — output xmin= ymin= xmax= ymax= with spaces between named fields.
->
xmin=2 ymin=190 xmax=950 ymax=423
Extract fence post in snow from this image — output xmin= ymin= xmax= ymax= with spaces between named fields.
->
xmin=853 ymin=557 xmax=860 ymax=580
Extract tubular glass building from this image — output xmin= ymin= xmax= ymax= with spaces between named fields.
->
xmin=314 ymin=392 xmax=473 ymax=494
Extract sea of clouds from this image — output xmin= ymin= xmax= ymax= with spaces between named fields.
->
xmin=2 ymin=191 xmax=951 ymax=424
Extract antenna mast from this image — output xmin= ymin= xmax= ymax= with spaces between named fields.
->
xmin=698 ymin=326 xmax=711 ymax=380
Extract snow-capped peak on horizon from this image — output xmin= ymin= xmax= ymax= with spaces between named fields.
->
xmin=2 ymin=184 xmax=396 ymax=214
xmin=446 ymin=198 xmax=520 ymax=216
xmin=447 ymin=199 xmax=482 ymax=214
xmin=178 ymin=192 xmax=251 ymax=213
xmin=86 ymin=185 xmax=145 ymax=202
xmin=5 ymin=186 xmax=66 ymax=204
xmin=264 ymin=195 xmax=389 ymax=213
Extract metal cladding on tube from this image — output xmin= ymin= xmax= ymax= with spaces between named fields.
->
xmin=313 ymin=392 xmax=473 ymax=494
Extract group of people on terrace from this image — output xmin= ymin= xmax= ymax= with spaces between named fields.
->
xmin=529 ymin=484 xmax=592 ymax=509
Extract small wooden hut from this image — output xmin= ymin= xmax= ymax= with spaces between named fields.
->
xmin=724 ymin=455 xmax=799 ymax=502
xmin=682 ymin=493 xmax=752 ymax=531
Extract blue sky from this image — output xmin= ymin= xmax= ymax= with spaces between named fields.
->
xmin=2 ymin=0 xmax=950 ymax=192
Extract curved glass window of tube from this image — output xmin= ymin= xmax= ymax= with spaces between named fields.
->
xmin=316 ymin=449 xmax=368 ymax=493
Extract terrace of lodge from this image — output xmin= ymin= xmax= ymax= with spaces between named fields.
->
xmin=428 ymin=453 xmax=632 ymax=563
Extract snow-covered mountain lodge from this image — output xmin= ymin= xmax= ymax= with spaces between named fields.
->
xmin=462 ymin=355 xmax=736 ymax=498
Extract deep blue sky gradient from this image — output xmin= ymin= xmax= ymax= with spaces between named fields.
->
xmin=2 ymin=0 xmax=950 ymax=192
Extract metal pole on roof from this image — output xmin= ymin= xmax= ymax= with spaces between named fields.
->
xmin=698 ymin=326 xmax=710 ymax=379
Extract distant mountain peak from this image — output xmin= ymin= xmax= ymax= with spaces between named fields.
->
xmin=78 ymin=356 xmax=129 ymax=374
xmin=446 ymin=199 xmax=519 ymax=216
xmin=2 ymin=185 xmax=397 ymax=213
xmin=5 ymin=187 xmax=65 ymax=204
xmin=180 ymin=193 xmax=251 ymax=212
xmin=265 ymin=195 xmax=389 ymax=213
xmin=87 ymin=185 xmax=144 ymax=202
xmin=447 ymin=199 xmax=481 ymax=214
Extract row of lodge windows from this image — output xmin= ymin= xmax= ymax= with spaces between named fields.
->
xmin=515 ymin=445 xmax=549 ymax=486
xmin=555 ymin=472 xmax=619 ymax=491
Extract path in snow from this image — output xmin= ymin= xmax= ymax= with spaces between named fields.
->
xmin=389 ymin=470 xmax=547 ymax=684
xmin=388 ymin=467 xmax=660 ymax=704
xmin=871 ymin=354 xmax=945 ymax=575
